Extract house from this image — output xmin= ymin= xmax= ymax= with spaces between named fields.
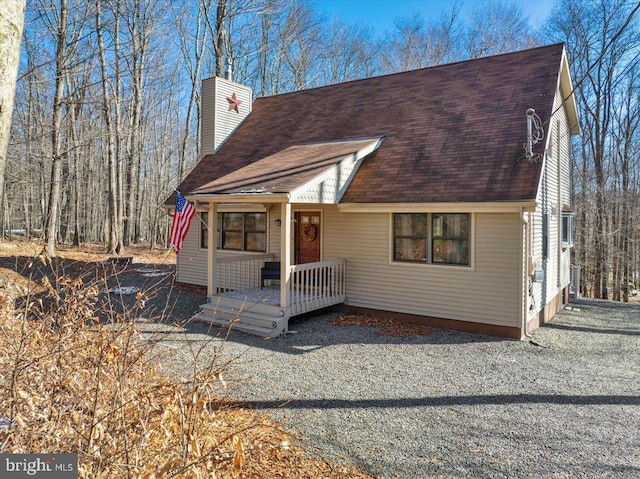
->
xmin=169 ymin=43 xmax=580 ymax=339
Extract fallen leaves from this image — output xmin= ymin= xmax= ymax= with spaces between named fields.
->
xmin=329 ymin=314 xmax=432 ymax=338
xmin=0 ymin=243 xmax=375 ymax=478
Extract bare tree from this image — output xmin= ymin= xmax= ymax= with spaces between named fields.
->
xmin=3 ymin=0 xmax=592 ymax=260
xmin=547 ymin=0 xmax=640 ymax=298
xmin=379 ymin=4 xmax=462 ymax=73
xmin=95 ymin=0 xmax=124 ymax=254
xmin=174 ymin=1 xmax=209 ymax=180
xmin=0 ymin=0 xmax=25 ymax=244
xmin=465 ymin=0 xmax=538 ymax=59
xmin=319 ymin=18 xmax=377 ymax=84
xmin=41 ymin=0 xmax=71 ymax=257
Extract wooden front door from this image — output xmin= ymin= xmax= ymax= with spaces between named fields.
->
xmin=295 ymin=211 xmax=321 ymax=264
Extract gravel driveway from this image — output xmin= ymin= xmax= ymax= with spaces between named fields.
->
xmin=147 ymin=298 xmax=640 ymax=478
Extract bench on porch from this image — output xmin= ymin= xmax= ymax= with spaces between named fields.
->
xmin=261 ymin=261 xmax=281 ymax=289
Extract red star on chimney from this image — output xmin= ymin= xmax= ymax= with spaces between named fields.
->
xmin=227 ymin=92 xmax=242 ymax=113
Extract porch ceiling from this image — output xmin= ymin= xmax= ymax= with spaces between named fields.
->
xmin=191 ymin=137 xmax=383 ymax=198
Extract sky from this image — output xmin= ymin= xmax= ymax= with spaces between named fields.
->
xmin=314 ymin=0 xmax=557 ymax=34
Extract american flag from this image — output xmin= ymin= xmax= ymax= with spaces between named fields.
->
xmin=169 ymin=191 xmax=195 ymax=253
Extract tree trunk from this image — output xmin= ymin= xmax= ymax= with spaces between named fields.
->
xmin=96 ymin=0 xmax=121 ymax=255
xmin=0 ymin=1 xmax=26 ymax=245
xmin=44 ymin=0 xmax=68 ymax=257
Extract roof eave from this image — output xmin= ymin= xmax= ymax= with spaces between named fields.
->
xmin=338 ymin=200 xmax=537 ymax=213
xmin=189 ymin=192 xmax=291 ymax=204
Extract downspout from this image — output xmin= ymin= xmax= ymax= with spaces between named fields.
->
xmin=520 ymin=208 xmax=533 ymax=339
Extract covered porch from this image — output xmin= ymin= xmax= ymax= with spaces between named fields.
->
xmin=193 ymin=255 xmax=346 ymax=337
xmin=187 ymin=137 xmax=383 ymax=337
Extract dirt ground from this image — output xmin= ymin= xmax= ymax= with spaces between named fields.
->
xmin=0 ymin=241 xmax=205 ymax=325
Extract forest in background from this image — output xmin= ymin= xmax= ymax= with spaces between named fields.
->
xmin=2 ymin=0 xmax=640 ymax=300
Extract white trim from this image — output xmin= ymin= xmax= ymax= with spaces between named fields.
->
xmin=289 ymin=137 xmax=383 ymax=203
xmin=207 ymin=203 xmax=217 ymax=296
xmin=339 ymin=201 xmax=536 ymax=214
xmin=559 ymin=47 xmax=580 ymax=135
xmin=281 ymin=202 xmax=292 ymax=309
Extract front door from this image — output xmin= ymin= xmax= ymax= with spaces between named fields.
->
xmin=295 ymin=211 xmax=321 ymax=264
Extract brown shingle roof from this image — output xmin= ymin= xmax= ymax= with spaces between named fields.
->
xmin=192 ymin=137 xmax=382 ymax=195
xmin=176 ymin=43 xmax=566 ymax=204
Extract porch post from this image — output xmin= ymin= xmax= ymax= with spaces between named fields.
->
xmin=207 ymin=202 xmax=218 ymax=297
xmin=280 ymin=201 xmax=292 ymax=308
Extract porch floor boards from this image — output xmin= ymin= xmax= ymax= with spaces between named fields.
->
xmin=217 ymin=285 xmax=281 ymax=306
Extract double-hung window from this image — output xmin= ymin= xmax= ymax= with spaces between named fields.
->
xmin=199 ymin=212 xmax=266 ymax=252
xmin=393 ymin=213 xmax=470 ymax=266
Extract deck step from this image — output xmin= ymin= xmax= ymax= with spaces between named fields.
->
xmin=192 ymin=312 xmax=280 ymax=337
xmin=202 ymin=296 xmax=285 ymax=317
xmin=199 ymin=302 xmax=285 ymax=330
xmin=193 ymin=302 xmax=288 ymax=338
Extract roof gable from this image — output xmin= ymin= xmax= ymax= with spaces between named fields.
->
xmin=193 ymin=137 xmax=383 ymax=203
xmin=177 ymin=43 xmax=575 ymax=204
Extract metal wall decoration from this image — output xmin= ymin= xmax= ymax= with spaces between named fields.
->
xmin=227 ymin=92 xmax=242 ymax=113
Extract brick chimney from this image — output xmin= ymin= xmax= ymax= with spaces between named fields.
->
xmin=200 ymin=76 xmax=252 ymax=156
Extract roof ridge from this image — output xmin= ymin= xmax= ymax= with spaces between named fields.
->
xmin=253 ymin=43 xmax=565 ymax=102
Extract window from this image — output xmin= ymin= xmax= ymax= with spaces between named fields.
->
xmin=393 ymin=213 xmax=470 ymax=266
xmin=200 ymin=212 xmax=266 ymax=252
xmin=562 ymin=213 xmax=574 ymax=247
xmin=222 ymin=213 xmax=243 ymax=250
xmin=199 ymin=212 xmax=221 ymax=249
xmin=394 ymin=214 xmax=427 ymax=262
xmin=243 ymin=213 xmax=267 ymax=251
xmin=432 ymin=214 xmax=470 ymax=265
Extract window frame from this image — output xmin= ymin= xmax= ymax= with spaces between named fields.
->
xmin=392 ymin=212 xmax=471 ymax=267
xmin=242 ymin=212 xmax=267 ymax=252
xmin=200 ymin=211 xmax=266 ymax=252
xmin=393 ymin=213 xmax=428 ymax=263
xmin=562 ymin=212 xmax=574 ymax=248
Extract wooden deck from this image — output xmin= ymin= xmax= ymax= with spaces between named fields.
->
xmin=193 ymin=258 xmax=346 ymax=337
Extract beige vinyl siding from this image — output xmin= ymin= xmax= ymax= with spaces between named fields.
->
xmin=200 ymin=78 xmax=216 ymax=157
xmin=323 ymin=206 xmax=522 ymax=327
xmin=176 ymin=219 xmax=208 ymax=286
xmin=200 ymin=77 xmax=252 ymax=156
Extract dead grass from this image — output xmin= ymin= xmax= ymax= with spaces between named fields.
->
xmin=329 ymin=314 xmax=432 ymax=338
xmin=0 ymin=240 xmax=176 ymax=265
xmin=0 ymin=242 xmax=373 ymax=478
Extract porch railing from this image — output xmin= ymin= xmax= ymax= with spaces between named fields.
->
xmin=216 ymin=253 xmax=274 ymax=292
xmin=289 ymin=258 xmax=346 ymax=316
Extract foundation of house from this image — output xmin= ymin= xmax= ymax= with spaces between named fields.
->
xmin=332 ymin=305 xmax=523 ymax=340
